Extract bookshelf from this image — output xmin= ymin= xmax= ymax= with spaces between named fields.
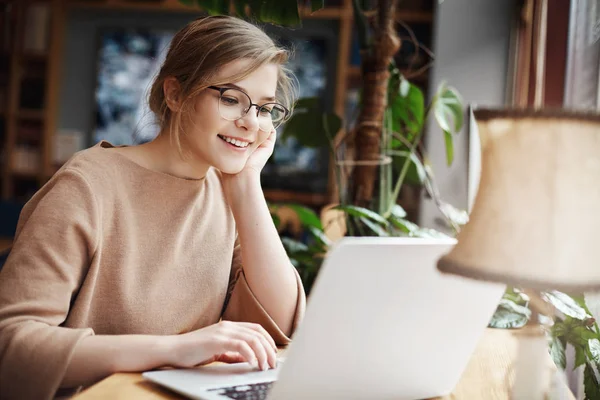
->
xmin=0 ymin=0 xmax=65 ymax=202
xmin=0 ymin=0 xmax=435 ymax=208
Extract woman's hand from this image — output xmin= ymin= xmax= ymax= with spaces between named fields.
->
xmin=241 ymin=128 xmax=276 ymax=175
xmin=220 ymin=128 xmax=275 ymax=202
xmin=166 ymin=321 xmax=278 ymax=371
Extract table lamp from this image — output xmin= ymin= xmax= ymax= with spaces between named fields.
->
xmin=437 ymin=108 xmax=600 ymax=399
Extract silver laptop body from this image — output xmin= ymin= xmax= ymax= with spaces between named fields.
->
xmin=143 ymin=237 xmax=505 ymax=400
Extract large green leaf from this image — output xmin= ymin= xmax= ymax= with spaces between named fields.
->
xmin=545 ymin=291 xmax=590 ymax=320
xmin=575 ymin=345 xmax=587 ymax=368
xmin=307 ymin=226 xmax=332 ymax=248
xmin=589 ymin=339 xmax=600 ymax=363
xmin=433 ymin=83 xmax=463 ymax=166
xmin=584 ymin=364 xmax=600 ymax=400
xmin=503 ymin=287 xmax=529 ymax=306
xmin=389 ymin=215 xmax=418 ymax=235
xmin=497 ymin=298 xmax=531 ymax=318
xmin=488 ymin=308 xmax=528 ymax=329
xmin=194 ymin=0 xmax=230 ymax=14
xmin=389 ymin=76 xmax=425 ymax=142
xmin=389 ymin=149 xmax=425 ymax=185
xmin=443 ymin=130 xmax=454 ymax=165
xmin=281 ymin=237 xmax=309 ymax=253
xmin=180 ymin=0 xmax=326 ymax=26
xmin=390 ymin=204 xmax=407 ymax=219
xmin=335 ymin=205 xmax=389 ymax=226
xmin=550 ymin=336 xmax=567 ymax=370
xmin=271 ymin=212 xmax=281 ymax=228
xmin=360 ymin=217 xmax=390 ymax=237
xmin=260 ymin=0 xmax=301 ymax=25
xmin=280 ymin=98 xmax=341 ymax=148
xmin=286 ymin=204 xmax=323 ymax=230
xmin=438 ymin=201 xmax=469 ymax=226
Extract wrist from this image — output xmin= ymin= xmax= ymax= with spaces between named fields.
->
xmin=225 ymin=173 xmax=263 ymax=210
xmin=157 ymin=335 xmax=181 ymax=367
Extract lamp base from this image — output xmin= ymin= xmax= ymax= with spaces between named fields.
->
xmin=511 ymin=324 xmax=552 ymax=400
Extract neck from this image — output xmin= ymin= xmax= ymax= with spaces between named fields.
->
xmin=141 ymin=132 xmax=210 ymax=180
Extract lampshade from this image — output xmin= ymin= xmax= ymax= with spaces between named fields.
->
xmin=437 ymin=109 xmax=600 ymax=292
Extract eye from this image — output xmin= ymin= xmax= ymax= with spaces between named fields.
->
xmin=259 ymin=106 xmax=273 ymax=116
xmin=220 ymin=96 xmax=239 ymax=106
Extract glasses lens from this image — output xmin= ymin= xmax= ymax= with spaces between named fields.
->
xmin=258 ymin=103 xmax=287 ymax=131
xmin=218 ymin=88 xmax=250 ymax=121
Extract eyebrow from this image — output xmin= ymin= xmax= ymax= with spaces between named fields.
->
xmin=223 ymin=83 xmax=277 ymax=102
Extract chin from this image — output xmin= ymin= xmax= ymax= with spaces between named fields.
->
xmin=214 ymin=162 xmax=247 ymax=175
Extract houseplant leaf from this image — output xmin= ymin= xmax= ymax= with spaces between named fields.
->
xmin=389 ymin=150 xmax=425 ymax=185
xmin=545 ymin=291 xmax=590 ymax=320
xmin=584 ymin=364 xmax=600 ymax=400
xmin=360 ymin=217 xmax=389 ymax=237
xmin=438 ymin=201 xmax=469 ymax=226
xmin=550 ymin=336 xmax=567 ymax=370
xmin=389 ymin=215 xmax=418 ymax=235
xmin=589 ymin=338 xmax=600 ymax=363
xmin=280 ymin=98 xmax=341 ymax=148
xmin=433 ymin=83 xmax=463 ymax=166
xmin=307 ymin=226 xmax=332 ymax=248
xmin=390 ymin=76 xmax=425 ymax=142
xmin=575 ymin=345 xmax=587 ymax=368
xmin=260 ymin=0 xmax=302 ymax=26
xmin=286 ymin=204 xmax=323 ymax=230
xmin=194 ymin=0 xmax=230 ymax=15
xmin=334 ymin=205 xmax=389 ymax=226
xmin=390 ymin=204 xmax=407 ymax=219
xmin=488 ymin=308 xmax=528 ymax=329
xmin=281 ymin=237 xmax=309 ymax=253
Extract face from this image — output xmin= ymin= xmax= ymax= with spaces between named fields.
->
xmin=175 ymin=59 xmax=280 ymax=175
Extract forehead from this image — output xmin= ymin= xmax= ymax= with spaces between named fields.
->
xmin=216 ymin=59 xmax=279 ymax=99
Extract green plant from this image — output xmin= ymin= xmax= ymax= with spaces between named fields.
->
xmin=490 ymin=289 xmax=600 ymax=399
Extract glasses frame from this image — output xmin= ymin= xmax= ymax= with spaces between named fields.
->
xmin=208 ymin=86 xmax=290 ymax=131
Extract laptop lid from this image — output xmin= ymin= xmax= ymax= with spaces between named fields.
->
xmin=268 ymin=237 xmax=505 ymax=400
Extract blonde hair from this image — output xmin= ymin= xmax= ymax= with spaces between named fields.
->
xmin=148 ymin=15 xmax=297 ymax=155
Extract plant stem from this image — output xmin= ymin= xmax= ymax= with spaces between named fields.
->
xmin=351 ymin=0 xmax=401 ymax=207
xmin=383 ymin=91 xmax=439 ymax=219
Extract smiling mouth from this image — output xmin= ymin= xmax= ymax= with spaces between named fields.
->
xmin=217 ymin=134 xmax=252 ymax=148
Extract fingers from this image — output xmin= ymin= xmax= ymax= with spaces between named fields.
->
xmin=238 ymin=322 xmax=277 ymax=351
xmin=218 ymin=322 xmax=277 ymax=371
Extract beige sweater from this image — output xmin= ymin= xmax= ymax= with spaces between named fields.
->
xmin=0 ymin=141 xmax=306 ymax=399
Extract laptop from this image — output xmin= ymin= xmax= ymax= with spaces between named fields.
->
xmin=143 ymin=237 xmax=506 ymax=400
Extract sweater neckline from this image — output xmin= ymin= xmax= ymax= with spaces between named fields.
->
xmin=94 ymin=140 xmax=208 ymax=185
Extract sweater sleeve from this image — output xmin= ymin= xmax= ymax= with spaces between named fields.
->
xmin=0 ymin=169 xmax=98 ymax=400
xmin=221 ymin=239 xmax=306 ymax=346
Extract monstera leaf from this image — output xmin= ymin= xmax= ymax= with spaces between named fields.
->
xmin=179 ymin=0 xmax=325 ymax=26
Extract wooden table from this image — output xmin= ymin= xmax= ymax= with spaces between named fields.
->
xmin=73 ymin=328 xmax=574 ymax=399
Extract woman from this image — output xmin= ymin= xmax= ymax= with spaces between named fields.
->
xmin=0 ymin=15 xmax=305 ymax=399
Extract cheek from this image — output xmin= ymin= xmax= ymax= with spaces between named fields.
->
xmin=257 ymin=130 xmax=271 ymax=144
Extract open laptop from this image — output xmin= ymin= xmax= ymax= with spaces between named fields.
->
xmin=143 ymin=237 xmax=505 ymax=400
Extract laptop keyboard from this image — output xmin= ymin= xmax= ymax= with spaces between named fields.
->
xmin=207 ymin=381 xmax=274 ymax=400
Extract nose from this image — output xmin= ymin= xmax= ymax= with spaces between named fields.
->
xmin=235 ymin=105 xmax=260 ymax=132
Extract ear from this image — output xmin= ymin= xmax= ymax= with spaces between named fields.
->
xmin=163 ymin=77 xmax=182 ymax=112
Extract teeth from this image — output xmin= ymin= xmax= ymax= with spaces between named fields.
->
xmin=219 ymin=135 xmax=250 ymax=148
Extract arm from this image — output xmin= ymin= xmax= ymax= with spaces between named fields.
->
xmin=221 ymin=130 xmax=302 ymax=337
xmin=225 ymin=172 xmax=299 ymax=336
xmin=64 ymin=320 xmax=278 ymax=388
xmin=0 ymin=170 xmax=277 ymax=398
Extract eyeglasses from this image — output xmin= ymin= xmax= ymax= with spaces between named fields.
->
xmin=208 ymin=86 xmax=289 ymax=132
